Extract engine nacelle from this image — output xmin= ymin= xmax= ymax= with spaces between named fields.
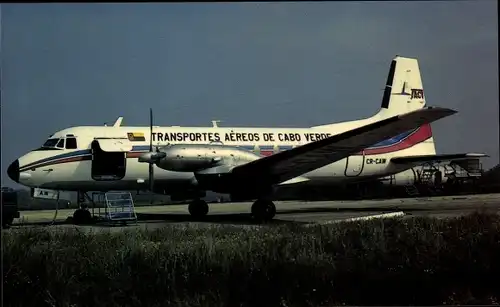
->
xmin=155 ymin=144 xmax=262 ymax=172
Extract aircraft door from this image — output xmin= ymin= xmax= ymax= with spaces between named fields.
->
xmin=91 ymin=140 xmax=131 ymax=181
xmin=344 ymin=152 xmax=365 ymax=177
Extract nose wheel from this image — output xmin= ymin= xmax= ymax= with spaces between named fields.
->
xmin=188 ymin=199 xmax=209 ymax=218
xmin=251 ymin=199 xmax=276 ymax=222
xmin=73 ymin=208 xmax=92 ymax=225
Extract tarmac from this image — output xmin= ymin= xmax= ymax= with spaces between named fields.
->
xmin=8 ymin=193 xmax=500 ymax=233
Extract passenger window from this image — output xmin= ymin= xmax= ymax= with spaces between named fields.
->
xmin=56 ymin=138 xmax=65 ymax=148
xmin=66 ymin=137 xmax=77 ymax=149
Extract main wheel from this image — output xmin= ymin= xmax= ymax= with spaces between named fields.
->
xmin=73 ymin=209 xmax=92 ymax=225
xmin=251 ymin=199 xmax=276 ymax=222
xmin=188 ymin=199 xmax=209 ymax=218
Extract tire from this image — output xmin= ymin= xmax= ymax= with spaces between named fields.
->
xmin=2 ymin=216 xmax=14 ymax=229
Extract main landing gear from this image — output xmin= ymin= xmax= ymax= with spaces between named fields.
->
xmin=187 ymin=198 xmax=276 ymax=222
xmin=251 ymin=199 xmax=276 ymax=222
xmin=188 ymin=199 xmax=209 ymax=218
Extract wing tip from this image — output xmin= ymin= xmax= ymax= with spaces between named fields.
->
xmin=405 ymin=106 xmax=457 ymax=121
xmin=426 ymin=106 xmax=457 ymax=114
xmin=465 ymin=153 xmax=489 ymax=158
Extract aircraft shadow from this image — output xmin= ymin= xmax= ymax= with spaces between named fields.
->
xmin=132 ymin=207 xmax=407 ymax=226
xmin=11 ymin=207 xmax=398 ymax=228
xmin=277 ymin=205 xmax=491 ymax=214
xmin=134 ymin=212 xmax=306 ymax=226
xmin=11 ymin=213 xmax=304 ymax=228
xmin=12 ymin=220 xmax=70 ymax=227
xmin=275 ymin=206 xmax=404 ymax=215
xmin=13 ymin=205 xmax=466 ymax=229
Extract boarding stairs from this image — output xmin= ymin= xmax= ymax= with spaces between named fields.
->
xmin=91 ymin=191 xmax=137 ymax=225
xmin=415 ymin=163 xmax=442 ymax=196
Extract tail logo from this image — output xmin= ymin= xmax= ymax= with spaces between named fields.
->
xmin=411 ymin=89 xmax=424 ymax=99
xmin=392 ymin=82 xmax=424 ymax=102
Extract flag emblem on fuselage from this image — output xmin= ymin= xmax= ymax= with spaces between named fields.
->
xmin=127 ymin=132 xmax=146 ymax=142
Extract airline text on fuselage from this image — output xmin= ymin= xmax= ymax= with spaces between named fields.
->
xmin=151 ymin=131 xmax=332 ymax=143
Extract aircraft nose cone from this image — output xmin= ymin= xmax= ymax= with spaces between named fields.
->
xmin=7 ymin=160 xmax=19 ymax=183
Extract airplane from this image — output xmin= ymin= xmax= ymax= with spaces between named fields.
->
xmin=6 ymin=56 xmax=487 ymax=223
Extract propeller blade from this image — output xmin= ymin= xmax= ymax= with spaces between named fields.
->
xmin=149 ymin=163 xmax=154 ymax=204
xmin=149 ymin=108 xmax=154 ymax=204
xmin=149 ymin=108 xmax=153 ymax=152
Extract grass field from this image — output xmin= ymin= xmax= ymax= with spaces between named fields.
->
xmin=3 ymin=211 xmax=500 ymax=307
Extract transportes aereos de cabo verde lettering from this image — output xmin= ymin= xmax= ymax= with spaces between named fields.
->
xmin=151 ymin=131 xmax=333 ymax=143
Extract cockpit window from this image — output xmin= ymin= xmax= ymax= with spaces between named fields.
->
xmin=66 ymin=137 xmax=77 ymax=149
xmin=35 ymin=136 xmax=78 ymax=151
xmin=56 ymin=139 xmax=65 ymax=148
xmin=43 ymin=138 xmax=59 ymax=148
xmin=34 ymin=138 xmax=65 ymax=151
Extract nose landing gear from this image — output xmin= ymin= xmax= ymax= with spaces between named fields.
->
xmin=71 ymin=191 xmax=95 ymax=225
xmin=73 ymin=208 xmax=92 ymax=225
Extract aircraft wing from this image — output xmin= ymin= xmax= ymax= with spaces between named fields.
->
xmin=390 ymin=153 xmax=488 ymax=165
xmin=231 ymin=107 xmax=456 ymax=186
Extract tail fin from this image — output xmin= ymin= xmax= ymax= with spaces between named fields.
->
xmin=311 ymin=56 xmax=429 ymax=130
xmin=376 ymin=56 xmax=427 ymax=117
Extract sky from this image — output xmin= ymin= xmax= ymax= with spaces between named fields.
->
xmin=1 ymin=1 xmax=498 ymax=188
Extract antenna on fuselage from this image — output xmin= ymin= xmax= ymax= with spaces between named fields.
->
xmin=211 ymin=120 xmax=221 ymax=128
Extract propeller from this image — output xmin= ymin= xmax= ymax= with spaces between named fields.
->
xmin=137 ymin=108 xmax=167 ymax=204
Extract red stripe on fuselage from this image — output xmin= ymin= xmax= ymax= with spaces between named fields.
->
xmin=20 ymin=155 xmax=90 ymax=171
xmin=356 ymin=124 xmax=432 ymax=155
xmin=260 ymin=150 xmax=274 ymax=157
xmin=126 ymin=152 xmax=144 ymax=158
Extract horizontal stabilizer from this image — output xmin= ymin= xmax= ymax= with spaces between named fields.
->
xmin=391 ymin=153 xmax=488 ymax=165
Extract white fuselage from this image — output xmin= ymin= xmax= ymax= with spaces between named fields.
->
xmin=11 ymin=118 xmax=436 ymax=194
